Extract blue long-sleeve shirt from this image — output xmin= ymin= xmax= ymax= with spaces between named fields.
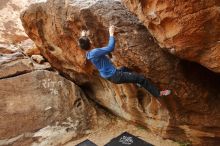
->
xmin=86 ymin=36 xmax=116 ymax=78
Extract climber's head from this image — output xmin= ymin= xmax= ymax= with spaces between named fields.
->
xmin=79 ymin=30 xmax=91 ymax=50
xmin=78 ymin=36 xmax=91 ymax=50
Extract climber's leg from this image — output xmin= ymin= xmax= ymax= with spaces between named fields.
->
xmin=117 ymin=66 xmax=132 ymax=72
xmin=107 ymin=70 xmax=161 ymax=97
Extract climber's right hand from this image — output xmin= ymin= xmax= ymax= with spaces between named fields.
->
xmin=81 ymin=30 xmax=87 ymax=37
xmin=109 ymin=25 xmax=115 ymax=36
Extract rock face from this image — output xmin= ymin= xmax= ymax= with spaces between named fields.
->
xmin=0 ymin=0 xmax=29 ymax=44
xmin=122 ymin=0 xmax=220 ymax=73
xmin=0 ymin=53 xmax=96 ymax=143
xmin=0 ymin=52 xmax=51 ymax=79
xmin=0 ymin=0 xmax=47 ymax=44
xmin=0 ymin=0 xmax=42 ymax=61
xmin=20 ymin=0 xmax=220 ymax=145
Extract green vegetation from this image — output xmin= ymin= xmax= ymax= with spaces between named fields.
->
xmin=136 ymin=125 xmax=146 ymax=131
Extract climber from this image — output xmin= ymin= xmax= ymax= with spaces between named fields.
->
xmin=78 ymin=25 xmax=171 ymax=98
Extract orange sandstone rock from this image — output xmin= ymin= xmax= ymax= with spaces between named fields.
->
xmin=20 ymin=0 xmax=220 ymax=145
xmin=122 ymin=0 xmax=220 ymax=73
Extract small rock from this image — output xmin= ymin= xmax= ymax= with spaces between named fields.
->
xmin=44 ymin=106 xmax=52 ymax=111
xmin=31 ymin=55 xmax=45 ymax=64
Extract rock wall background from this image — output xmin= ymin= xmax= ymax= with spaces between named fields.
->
xmin=0 ymin=0 xmax=48 ymax=44
xmin=0 ymin=0 xmax=220 ymax=146
xmin=0 ymin=0 xmax=97 ymax=145
xmin=19 ymin=0 xmax=220 ymax=146
xmin=0 ymin=47 xmax=97 ymax=146
xmin=122 ymin=0 xmax=220 ymax=73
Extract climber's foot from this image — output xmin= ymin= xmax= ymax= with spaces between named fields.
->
xmin=160 ymin=90 xmax=171 ymax=96
xmin=136 ymin=83 xmax=142 ymax=88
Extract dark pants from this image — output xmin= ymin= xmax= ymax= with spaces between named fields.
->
xmin=106 ymin=67 xmax=160 ymax=97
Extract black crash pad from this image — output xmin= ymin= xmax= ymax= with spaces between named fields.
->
xmin=76 ymin=139 xmax=97 ymax=146
xmin=105 ymin=132 xmax=154 ymax=146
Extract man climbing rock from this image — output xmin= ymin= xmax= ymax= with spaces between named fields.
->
xmin=78 ymin=25 xmax=171 ymax=98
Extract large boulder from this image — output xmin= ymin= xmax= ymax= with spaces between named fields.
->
xmin=122 ymin=0 xmax=220 ymax=73
xmin=20 ymin=0 xmax=220 ymax=145
xmin=0 ymin=55 xmax=95 ymax=141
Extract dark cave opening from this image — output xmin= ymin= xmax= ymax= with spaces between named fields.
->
xmin=177 ymin=59 xmax=220 ymax=112
xmin=179 ymin=59 xmax=220 ymax=91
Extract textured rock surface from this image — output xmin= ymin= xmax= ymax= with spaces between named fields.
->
xmin=0 ymin=0 xmax=42 ymax=60
xmin=21 ymin=0 xmax=220 ymax=145
xmin=0 ymin=55 xmax=96 ymax=141
xmin=0 ymin=44 xmax=17 ymax=54
xmin=0 ymin=0 xmax=30 ymax=44
xmin=0 ymin=52 xmax=51 ymax=79
xmin=19 ymin=39 xmax=41 ymax=56
xmin=31 ymin=54 xmax=45 ymax=64
xmin=0 ymin=0 xmax=47 ymax=44
xmin=122 ymin=0 xmax=220 ymax=73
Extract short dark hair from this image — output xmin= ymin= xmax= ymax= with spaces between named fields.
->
xmin=78 ymin=36 xmax=91 ymax=50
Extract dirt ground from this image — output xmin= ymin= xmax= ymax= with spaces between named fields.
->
xmin=65 ymin=107 xmax=179 ymax=146
xmin=0 ymin=103 xmax=180 ymax=146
